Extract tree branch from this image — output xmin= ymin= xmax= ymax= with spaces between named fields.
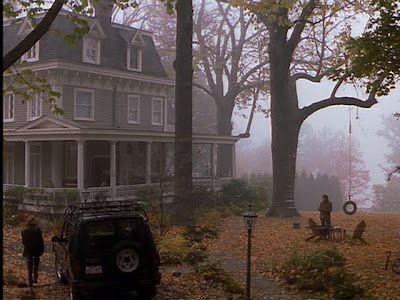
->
xmin=193 ymin=83 xmax=214 ymax=98
xmin=235 ymin=87 xmax=259 ymax=139
xmin=300 ymin=81 xmax=381 ymax=122
xmin=3 ymin=0 xmax=66 ymax=72
xmin=287 ymin=0 xmax=317 ymax=56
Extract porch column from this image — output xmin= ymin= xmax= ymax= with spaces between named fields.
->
xmin=77 ymin=140 xmax=84 ymax=189
xmin=24 ymin=141 xmax=31 ymax=187
xmin=232 ymin=143 xmax=236 ymax=179
xmin=145 ymin=142 xmax=152 ymax=184
xmin=110 ymin=141 xmax=117 ymax=200
xmin=211 ymin=143 xmax=217 ymax=189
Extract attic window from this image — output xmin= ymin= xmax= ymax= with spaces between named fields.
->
xmin=22 ymin=42 xmax=39 ymax=62
xmin=127 ymin=45 xmax=142 ymax=71
xmin=83 ymin=36 xmax=100 ymax=64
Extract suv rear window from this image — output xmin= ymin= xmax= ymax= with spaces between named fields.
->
xmin=83 ymin=218 xmax=146 ymax=253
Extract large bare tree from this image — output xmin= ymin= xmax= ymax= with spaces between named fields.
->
xmin=194 ymin=0 xmax=269 ymax=136
xmin=235 ymin=0 xmax=398 ymax=216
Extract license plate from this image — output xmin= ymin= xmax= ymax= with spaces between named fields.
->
xmin=85 ymin=265 xmax=102 ymax=275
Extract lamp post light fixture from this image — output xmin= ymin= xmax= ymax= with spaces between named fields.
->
xmin=243 ymin=204 xmax=257 ymax=300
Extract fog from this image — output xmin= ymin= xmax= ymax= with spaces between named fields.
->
xmin=234 ymin=81 xmax=400 ymax=189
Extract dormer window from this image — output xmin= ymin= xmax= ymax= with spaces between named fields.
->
xmin=126 ymin=32 xmax=145 ymax=72
xmin=22 ymin=42 xmax=39 ymax=62
xmin=127 ymin=46 xmax=142 ymax=71
xmin=82 ymin=21 xmax=105 ymax=65
xmin=83 ymin=36 xmax=100 ymax=64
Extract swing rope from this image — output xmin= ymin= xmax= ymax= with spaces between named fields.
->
xmin=348 ymin=107 xmax=352 ymax=201
xmin=343 ymin=107 xmax=357 ymax=215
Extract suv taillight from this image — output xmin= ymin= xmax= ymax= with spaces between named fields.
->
xmin=71 ymin=258 xmax=82 ymax=278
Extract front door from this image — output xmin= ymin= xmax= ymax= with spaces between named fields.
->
xmin=30 ymin=144 xmax=41 ymax=187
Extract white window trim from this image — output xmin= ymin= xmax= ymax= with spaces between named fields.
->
xmin=27 ymin=93 xmax=42 ymax=121
xmin=127 ymin=45 xmax=142 ymax=72
xmin=127 ymin=94 xmax=140 ymax=124
xmin=82 ymin=36 xmax=101 ymax=65
xmin=151 ymin=97 xmax=164 ymax=126
xmin=3 ymin=93 xmax=14 ymax=122
xmin=21 ymin=41 xmax=39 ymax=62
xmin=74 ymin=88 xmax=95 ymax=121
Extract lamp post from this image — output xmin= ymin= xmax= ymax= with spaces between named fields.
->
xmin=243 ymin=204 xmax=257 ymax=300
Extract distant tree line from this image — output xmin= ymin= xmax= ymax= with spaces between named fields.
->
xmin=294 ymin=171 xmax=343 ymax=211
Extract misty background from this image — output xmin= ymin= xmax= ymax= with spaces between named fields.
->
xmin=234 ymin=81 xmax=399 ymax=207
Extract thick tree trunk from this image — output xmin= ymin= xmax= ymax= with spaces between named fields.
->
xmin=174 ymin=0 xmax=193 ymax=225
xmin=215 ymin=99 xmax=235 ymax=178
xmin=216 ymin=100 xmax=234 ymax=135
xmin=267 ymin=33 xmax=301 ymax=217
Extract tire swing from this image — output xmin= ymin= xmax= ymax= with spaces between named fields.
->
xmin=343 ymin=108 xmax=357 ymax=216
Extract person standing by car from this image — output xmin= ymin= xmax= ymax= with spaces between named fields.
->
xmin=21 ymin=216 xmax=45 ymax=287
xmin=318 ymin=194 xmax=332 ymax=227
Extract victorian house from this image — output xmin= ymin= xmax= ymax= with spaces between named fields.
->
xmin=3 ymin=2 xmax=238 ymax=207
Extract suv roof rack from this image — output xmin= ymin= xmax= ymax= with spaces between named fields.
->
xmin=64 ymin=200 xmax=147 ymax=226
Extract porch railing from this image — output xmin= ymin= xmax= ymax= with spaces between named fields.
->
xmin=3 ymin=178 xmax=232 ymax=213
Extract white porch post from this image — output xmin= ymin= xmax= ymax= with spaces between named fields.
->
xmin=24 ymin=141 xmax=31 ymax=187
xmin=77 ymin=140 xmax=84 ymax=189
xmin=232 ymin=143 xmax=236 ymax=179
xmin=110 ymin=140 xmax=117 ymax=200
xmin=146 ymin=142 xmax=152 ymax=184
xmin=211 ymin=143 xmax=217 ymax=189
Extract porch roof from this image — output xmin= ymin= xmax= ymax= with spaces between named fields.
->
xmin=4 ymin=115 xmax=240 ymax=144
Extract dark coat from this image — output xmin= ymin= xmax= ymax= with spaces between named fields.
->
xmin=318 ymin=199 xmax=332 ymax=218
xmin=21 ymin=225 xmax=45 ymax=257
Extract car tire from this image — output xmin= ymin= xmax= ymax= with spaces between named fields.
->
xmin=137 ymin=286 xmax=156 ymax=300
xmin=55 ymin=254 xmax=68 ymax=284
xmin=112 ymin=241 xmax=140 ymax=274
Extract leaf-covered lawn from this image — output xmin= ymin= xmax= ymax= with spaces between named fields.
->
xmin=207 ymin=212 xmax=400 ymax=300
xmin=2 ymin=222 xmax=233 ymax=299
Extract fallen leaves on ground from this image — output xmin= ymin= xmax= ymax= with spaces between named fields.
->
xmin=207 ymin=212 xmax=400 ymax=300
xmin=3 ymin=222 xmax=236 ymax=299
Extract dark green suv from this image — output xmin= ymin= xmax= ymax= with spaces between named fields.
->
xmin=51 ymin=201 xmax=161 ymax=299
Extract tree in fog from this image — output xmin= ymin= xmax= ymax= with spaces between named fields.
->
xmin=233 ymin=0 xmax=399 ymax=216
xmin=297 ymin=125 xmax=370 ymax=203
xmin=373 ymin=178 xmax=400 ymax=212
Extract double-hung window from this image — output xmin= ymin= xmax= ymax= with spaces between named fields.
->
xmin=127 ymin=95 xmax=140 ymax=124
xmin=74 ymin=89 xmax=94 ymax=121
xmin=151 ymin=97 xmax=163 ymax=126
xmin=3 ymin=93 xmax=14 ymax=122
xmin=27 ymin=93 xmax=42 ymax=121
xmin=21 ymin=42 xmax=39 ymax=62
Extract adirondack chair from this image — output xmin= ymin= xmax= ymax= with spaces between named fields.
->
xmin=306 ymin=218 xmax=330 ymax=241
xmin=351 ymin=220 xmax=366 ymax=242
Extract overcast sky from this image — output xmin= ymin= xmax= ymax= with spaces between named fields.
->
xmin=233 ymin=81 xmax=400 ymax=188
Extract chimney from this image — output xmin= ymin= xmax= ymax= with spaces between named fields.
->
xmin=93 ymin=0 xmax=113 ymax=25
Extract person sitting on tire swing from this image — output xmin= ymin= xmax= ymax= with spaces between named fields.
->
xmin=318 ymin=194 xmax=332 ymax=227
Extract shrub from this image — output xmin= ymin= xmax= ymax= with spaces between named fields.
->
xmin=158 ymin=234 xmax=190 ymax=265
xmin=334 ymin=282 xmax=365 ymax=300
xmin=282 ymin=249 xmax=346 ymax=292
xmin=195 ymin=259 xmax=243 ymax=294
xmin=3 ymin=268 xmax=19 ymax=286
